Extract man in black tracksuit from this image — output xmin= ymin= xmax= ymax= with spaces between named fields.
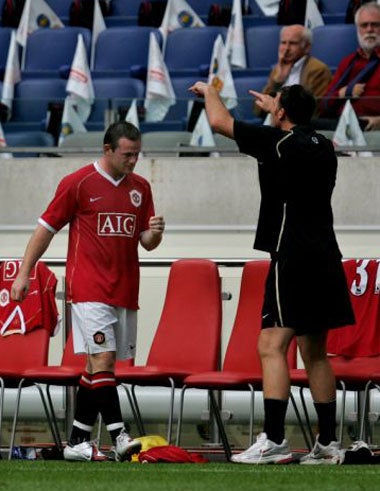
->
xmin=189 ymin=82 xmax=355 ymax=464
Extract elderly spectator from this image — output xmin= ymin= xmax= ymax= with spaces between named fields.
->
xmin=320 ymin=2 xmax=380 ymax=125
xmin=261 ymin=25 xmax=332 ymax=99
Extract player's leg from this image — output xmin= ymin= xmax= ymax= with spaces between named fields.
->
xmin=297 ymin=331 xmax=343 ymax=464
xmin=231 ymin=326 xmax=294 ymax=464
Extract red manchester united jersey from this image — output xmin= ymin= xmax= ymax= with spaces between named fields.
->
xmin=0 ymin=261 xmax=59 ymax=336
xmin=39 ymin=163 xmax=155 ymax=309
xmin=327 ymin=259 xmax=380 ymax=356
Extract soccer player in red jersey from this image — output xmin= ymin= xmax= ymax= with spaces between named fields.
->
xmin=11 ymin=122 xmax=165 ymax=462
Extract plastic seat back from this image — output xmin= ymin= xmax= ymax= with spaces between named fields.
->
xmin=93 ymin=27 xmax=162 ymax=74
xmin=23 ymin=27 xmax=92 ymax=75
xmin=0 ymin=328 xmax=50 ymax=371
xmin=147 ymin=259 xmax=222 ymax=372
xmin=165 ymin=27 xmax=227 ymax=72
xmin=12 ymin=78 xmax=67 ymax=123
xmin=245 ymin=25 xmax=281 ymax=75
xmin=310 ymin=24 xmax=357 ymax=71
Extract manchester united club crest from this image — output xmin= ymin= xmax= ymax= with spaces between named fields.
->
xmin=93 ymin=331 xmax=105 ymax=345
xmin=0 ymin=289 xmax=9 ymax=307
xmin=129 ymin=189 xmax=142 ymax=207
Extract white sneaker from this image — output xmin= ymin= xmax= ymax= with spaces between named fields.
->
xmin=63 ymin=441 xmax=108 ymax=462
xmin=230 ymin=432 xmax=293 ymax=464
xmin=300 ymin=436 xmax=343 ymax=465
xmin=112 ymin=431 xmax=142 ymax=462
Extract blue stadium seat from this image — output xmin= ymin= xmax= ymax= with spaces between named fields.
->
xmin=92 ymin=27 xmax=162 ymax=78
xmin=232 ymin=75 xmax=267 ymax=123
xmin=245 ymin=25 xmax=281 ymax=76
xmin=4 ymin=131 xmax=55 ymax=157
xmin=87 ymin=77 xmax=145 ymax=131
xmin=164 ymin=26 xmax=228 ymax=76
xmin=310 ymin=24 xmax=357 ymax=72
xmin=106 ymin=0 xmax=142 ymax=26
xmin=9 ymin=78 xmax=67 ymax=131
xmin=0 ymin=27 xmax=13 ymax=77
xmin=23 ymin=27 xmax=92 ymax=78
xmin=45 ymin=0 xmax=71 ymax=24
xmin=319 ymin=0 xmax=349 ymax=24
xmin=186 ymin=0 xmax=231 ymax=17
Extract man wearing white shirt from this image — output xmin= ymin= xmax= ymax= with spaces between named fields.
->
xmin=261 ymin=25 xmax=331 ymax=100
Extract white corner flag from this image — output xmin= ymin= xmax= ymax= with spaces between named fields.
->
xmin=91 ymin=0 xmax=106 ymax=70
xmin=0 ymin=122 xmax=12 ymax=159
xmin=225 ymin=0 xmax=247 ymax=69
xmin=66 ymin=34 xmax=94 ymax=123
xmin=59 ymin=97 xmax=87 ymax=146
xmin=1 ymin=31 xmax=21 ymax=120
xmin=189 ymin=109 xmax=216 ymax=147
xmin=159 ymin=0 xmax=205 ymax=42
xmin=208 ymin=35 xmax=238 ymax=110
xmin=125 ymin=99 xmax=140 ymax=129
xmin=16 ymin=0 xmax=64 ymax=48
xmin=333 ymin=100 xmax=372 ymax=157
xmin=305 ymin=0 xmax=324 ymax=29
xmin=144 ymin=32 xmax=176 ymax=122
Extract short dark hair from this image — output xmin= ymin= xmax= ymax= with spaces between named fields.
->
xmin=279 ymin=85 xmax=316 ymax=125
xmin=103 ymin=122 xmax=141 ymax=150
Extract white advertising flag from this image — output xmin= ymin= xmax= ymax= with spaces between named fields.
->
xmin=305 ymin=0 xmax=324 ymax=29
xmin=0 ymin=122 xmax=12 ymax=159
xmin=1 ymin=31 xmax=21 ymax=118
xmin=66 ymin=34 xmax=94 ymax=123
xmin=16 ymin=0 xmax=64 ymax=48
xmin=59 ymin=97 xmax=87 ymax=146
xmin=225 ymin=0 xmax=247 ymax=69
xmin=190 ymin=109 xmax=216 ymax=147
xmin=208 ymin=35 xmax=238 ymax=109
xmin=125 ymin=99 xmax=140 ymax=129
xmin=255 ymin=0 xmax=280 ymax=16
xmin=333 ymin=100 xmax=372 ymax=157
xmin=91 ymin=0 xmax=106 ymax=69
xmin=160 ymin=0 xmax=205 ymax=42
xmin=144 ymin=33 xmax=176 ymax=122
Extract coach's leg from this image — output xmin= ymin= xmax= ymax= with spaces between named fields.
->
xmin=258 ymin=327 xmax=295 ymax=444
xmin=297 ymin=331 xmax=337 ymax=445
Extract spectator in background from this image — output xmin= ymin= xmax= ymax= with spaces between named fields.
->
xmin=255 ymin=25 xmax=331 ymax=117
xmin=319 ymin=2 xmax=380 ymax=128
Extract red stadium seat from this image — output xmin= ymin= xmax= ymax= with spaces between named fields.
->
xmin=115 ymin=258 xmax=222 ymax=443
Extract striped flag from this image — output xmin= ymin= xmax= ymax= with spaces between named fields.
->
xmin=208 ymin=35 xmax=237 ymax=110
xmin=144 ymin=33 xmax=176 ymax=122
xmin=333 ymin=100 xmax=372 ymax=157
xmin=190 ymin=109 xmax=216 ymax=147
xmin=59 ymin=97 xmax=87 ymax=146
xmin=66 ymin=34 xmax=94 ymax=123
xmin=1 ymin=31 xmax=21 ymax=119
xmin=225 ymin=0 xmax=247 ymax=69
xmin=16 ymin=0 xmax=64 ymax=48
xmin=305 ymin=0 xmax=324 ymax=29
xmin=91 ymin=0 xmax=107 ymax=69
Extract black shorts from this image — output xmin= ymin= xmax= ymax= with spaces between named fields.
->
xmin=261 ymin=253 xmax=355 ymax=335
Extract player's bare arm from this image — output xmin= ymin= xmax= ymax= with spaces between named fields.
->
xmin=11 ymin=224 xmax=54 ymax=302
xmin=140 ymin=215 xmax=165 ymax=251
xmin=189 ymin=82 xmax=234 ymax=138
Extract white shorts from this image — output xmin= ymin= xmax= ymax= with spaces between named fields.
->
xmin=71 ymin=302 xmax=137 ymax=360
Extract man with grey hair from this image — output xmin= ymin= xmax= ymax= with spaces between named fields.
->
xmin=321 ymin=1 xmax=380 ymax=128
xmin=261 ymin=24 xmax=332 ymax=100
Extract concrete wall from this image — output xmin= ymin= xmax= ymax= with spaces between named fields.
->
xmin=1 ymin=154 xmax=380 ymax=227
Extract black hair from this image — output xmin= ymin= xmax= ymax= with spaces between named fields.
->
xmin=279 ymin=85 xmax=316 ymax=125
xmin=103 ymin=121 xmax=141 ymax=150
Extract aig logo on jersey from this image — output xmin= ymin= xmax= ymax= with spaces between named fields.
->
xmin=98 ymin=213 xmax=136 ymax=237
xmin=130 ymin=189 xmax=142 ymax=207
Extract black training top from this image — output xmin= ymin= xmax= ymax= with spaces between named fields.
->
xmin=234 ymin=120 xmax=341 ymax=257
